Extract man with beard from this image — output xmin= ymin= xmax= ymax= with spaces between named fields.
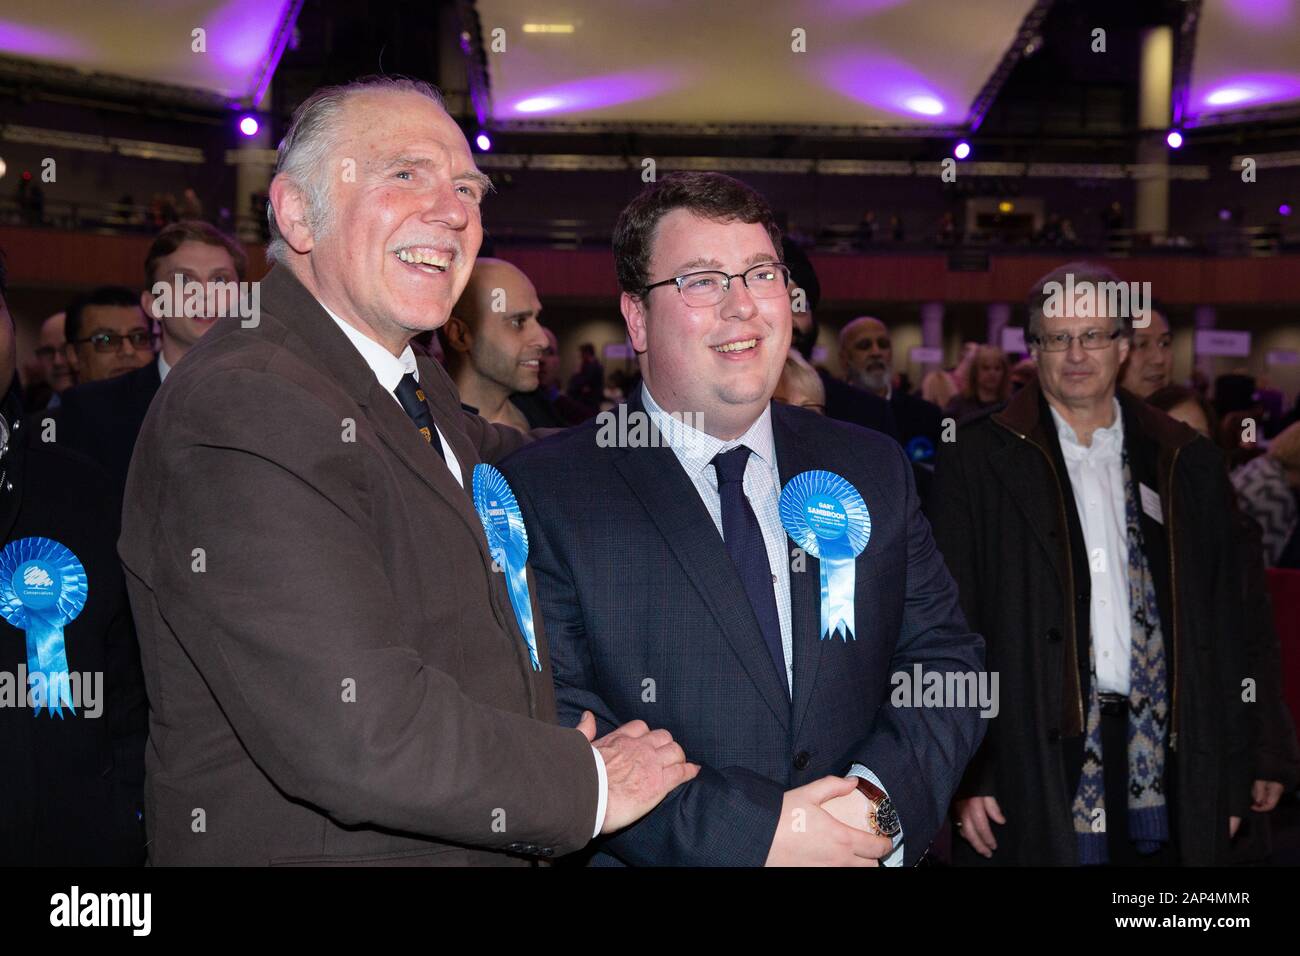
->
xmin=783 ymin=239 xmax=897 ymax=439
xmin=839 ymin=315 xmax=942 ymax=450
xmin=441 ymin=258 xmax=547 ymax=431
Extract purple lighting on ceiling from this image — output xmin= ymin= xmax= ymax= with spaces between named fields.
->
xmin=1281 ymin=204 xmax=1294 ymax=216
xmin=1166 ymin=130 xmax=1183 ymax=148
xmin=817 ymin=49 xmax=959 ymax=123
xmin=1224 ymin=0 xmax=1295 ymax=27
xmin=239 ymin=115 xmax=259 ymax=136
xmin=0 ymin=19 xmax=88 ymax=58
xmin=1196 ymin=73 xmax=1300 ymax=113
xmin=207 ymin=0 xmax=294 ymax=75
xmin=502 ymin=70 xmax=677 ymax=118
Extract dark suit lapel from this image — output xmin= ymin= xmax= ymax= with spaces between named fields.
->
xmin=771 ymin=405 xmax=827 ymax=739
xmin=259 ymin=267 xmax=494 ymax=568
xmin=988 ymin=432 xmax=1073 ymax=596
xmin=611 ymin=401 xmax=790 ymax=731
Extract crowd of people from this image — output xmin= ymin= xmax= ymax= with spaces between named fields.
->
xmin=3 ymin=74 xmax=1297 ymax=868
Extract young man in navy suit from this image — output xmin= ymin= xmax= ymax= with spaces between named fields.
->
xmin=501 ymin=172 xmax=986 ymax=866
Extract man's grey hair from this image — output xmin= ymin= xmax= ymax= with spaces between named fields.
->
xmin=265 ymin=76 xmax=446 ymax=264
xmin=1024 ymin=260 xmax=1132 ymax=339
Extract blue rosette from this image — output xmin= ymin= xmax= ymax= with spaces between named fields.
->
xmin=0 ymin=537 xmax=88 ymax=717
xmin=779 ymin=470 xmax=871 ymax=641
xmin=472 ymin=464 xmax=539 ymax=671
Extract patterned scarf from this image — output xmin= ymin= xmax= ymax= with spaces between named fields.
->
xmin=1072 ymin=450 xmax=1170 ymax=864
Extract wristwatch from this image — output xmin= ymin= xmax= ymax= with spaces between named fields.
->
xmin=855 ymin=777 xmax=901 ymax=838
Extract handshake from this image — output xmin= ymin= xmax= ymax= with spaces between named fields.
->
xmin=577 ymin=712 xmax=894 ymax=866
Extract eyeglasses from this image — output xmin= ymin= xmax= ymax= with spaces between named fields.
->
xmin=71 ymin=330 xmax=155 ymax=354
xmin=1029 ymin=328 xmax=1123 ymax=352
xmin=642 ymin=262 xmax=791 ymax=308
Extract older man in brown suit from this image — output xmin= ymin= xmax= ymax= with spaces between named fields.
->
xmin=118 ymin=76 xmax=694 ymax=866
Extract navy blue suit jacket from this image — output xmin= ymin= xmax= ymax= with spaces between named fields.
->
xmin=53 ymin=358 xmax=161 ymax=502
xmin=500 ymin=392 xmax=985 ymax=866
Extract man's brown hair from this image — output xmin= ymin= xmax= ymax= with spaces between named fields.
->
xmin=145 ymin=220 xmax=248 ymax=287
xmin=612 ymin=172 xmax=782 ymax=296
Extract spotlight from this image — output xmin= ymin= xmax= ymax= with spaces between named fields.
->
xmin=239 ymin=115 xmax=260 ymax=137
xmin=1281 ymin=204 xmax=1293 ymax=217
xmin=904 ymin=95 xmax=944 ymax=116
xmin=954 ymin=141 xmax=971 ymax=160
xmin=475 ymin=130 xmax=492 ymax=151
xmin=0 ymin=157 xmax=6 ymax=179
xmin=1218 ymin=208 xmax=1232 ymax=222
xmin=1166 ymin=130 xmax=1183 ymax=149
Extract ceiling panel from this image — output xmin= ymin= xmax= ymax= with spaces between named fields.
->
xmin=1186 ymin=0 xmax=1300 ymax=122
xmin=477 ymin=0 xmax=1039 ymax=128
xmin=0 ymin=0 xmax=296 ymax=103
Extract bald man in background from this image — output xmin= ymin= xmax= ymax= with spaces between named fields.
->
xmin=840 ymin=315 xmax=942 ymax=450
xmin=441 ymin=258 xmax=547 ymax=431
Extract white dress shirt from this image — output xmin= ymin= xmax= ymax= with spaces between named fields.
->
xmin=321 ymin=300 xmax=607 ymax=837
xmin=1049 ymin=399 xmax=1131 ymax=695
xmin=157 ymin=352 xmax=171 ymax=384
xmin=321 ymin=304 xmax=463 ymax=488
xmin=643 ymin=385 xmax=901 ymax=864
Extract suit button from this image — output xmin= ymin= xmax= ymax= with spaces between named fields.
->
xmin=1047 ymin=729 xmax=1061 ymax=743
xmin=793 ymin=751 xmax=810 ymax=770
xmin=1046 ymin=627 xmax=1062 ymax=643
xmin=539 ymin=847 xmax=554 ymax=858
xmin=507 ymin=842 xmax=524 ymax=852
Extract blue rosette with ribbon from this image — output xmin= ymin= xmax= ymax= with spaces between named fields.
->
xmin=779 ymin=471 xmax=871 ymax=642
xmin=0 ymin=537 xmax=87 ymax=717
xmin=472 ymin=464 xmax=540 ymax=671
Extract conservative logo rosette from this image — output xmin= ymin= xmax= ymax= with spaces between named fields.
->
xmin=0 ymin=537 xmax=88 ymax=716
xmin=472 ymin=464 xmax=540 ymax=670
xmin=779 ymin=470 xmax=871 ymax=641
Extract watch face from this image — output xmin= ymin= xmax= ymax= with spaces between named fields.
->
xmin=874 ymin=799 xmax=901 ymax=837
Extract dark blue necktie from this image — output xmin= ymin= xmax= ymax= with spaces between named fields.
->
xmin=393 ymin=372 xmax=446 ymax=462
xmin=712 ymin=446 xmax=788 ymax=695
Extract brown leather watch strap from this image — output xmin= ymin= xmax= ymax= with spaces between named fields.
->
xmin=853 ymin=776 xmax=902 ymax=838
xmin=854 ymin=776 xmax=888 ymax=806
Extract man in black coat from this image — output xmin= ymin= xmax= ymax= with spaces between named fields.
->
xmin=0 ymin=253 xmax=147 ymax=865
xmin=932 ymin=262 xmax=1251 ymax=866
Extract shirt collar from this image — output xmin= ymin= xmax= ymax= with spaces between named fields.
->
xmin=156 ymin=352 xmax=171 ymax=383
xmin=1049 ymin=397 xmax=1123 ymax=456
xmin=641 ymin=383 xmax=776 ymax=479
xmin=320 ymin=300 xmax=418 ymax=394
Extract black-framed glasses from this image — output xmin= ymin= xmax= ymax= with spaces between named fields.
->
xmin=642 ymin=262 xmax=791 ymax=308
xmin=1029 ymin=328 xmax=1123 ymax=352
xmin=71 ymin=330 xmax=155 ymax=354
